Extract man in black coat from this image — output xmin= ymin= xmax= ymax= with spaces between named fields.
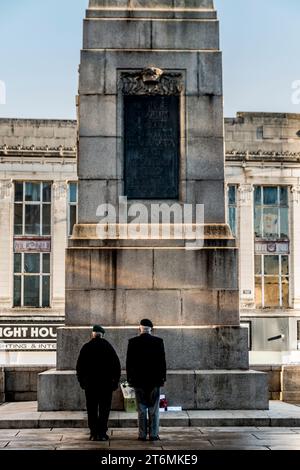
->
xmin=76 ymin=325 xmax=121 ymax=441
xmin=126 ymin=319 xmax=167 ymax=441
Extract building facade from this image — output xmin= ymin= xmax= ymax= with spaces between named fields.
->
xmin=0 ymin=119 xmax=77 ymax=365
xmin=226 ymin=113 xmax=300 ymax=364
xmin=1 ymin=113 xmax=300 ymax=366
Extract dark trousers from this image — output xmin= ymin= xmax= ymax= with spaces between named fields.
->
xmin=85 ymin=387 xmax=113 ymax=437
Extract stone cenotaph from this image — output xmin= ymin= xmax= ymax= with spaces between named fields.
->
xmin=38 ymin=0 xmax=268 ymax=410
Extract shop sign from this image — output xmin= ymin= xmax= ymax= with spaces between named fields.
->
xmin=255 ymin=241 xmax=289 ymax=255
xmin=0 ymin=323 xmax=62 ymax=351
xmin=14 ymin=238 xmax=51 ymax=253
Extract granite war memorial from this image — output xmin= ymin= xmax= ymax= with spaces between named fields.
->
xmin=38 ymin=0 xmax=268 ymax=411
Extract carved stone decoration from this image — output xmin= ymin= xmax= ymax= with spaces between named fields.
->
xmin=0 ymin=180 xmax=13 ymax=201
xmin=291 ymin=186 xmax=300 ymax=204
xmin=120 ymin=67 xmax=183 ymax=96
xmin=238 ymin=184 xmax=254 ymax=206
xmin=53 ymin=181 xmax=68 ymax=200
xmin=141 ymin=67 xmax=163 ymax=84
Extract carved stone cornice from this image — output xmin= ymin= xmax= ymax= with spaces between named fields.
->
xmin=119 ymin=67 xmax=183 ymax=96
xmin=226 ymin=149 xmax=300 ymax=163
xmin=0 ymin=145 xmax=76 ymax=158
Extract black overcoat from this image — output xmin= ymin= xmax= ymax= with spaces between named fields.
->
xmin=76 ymin=337 xmax=121 ymax=391
xmin=126 ymin=333 xmax=167 ymax=389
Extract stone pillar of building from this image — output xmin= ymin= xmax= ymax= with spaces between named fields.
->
xmin=38 ymin=0 xmax=268 ymax=411
xmin=291 ymin=186 xmax=300 ymax=310
xmin=238 ymin=184 xmax=255 ymax=309
xmin=0 ymin=180 xmax=13 ymax=309
xmin=51 ymin=181 xmax=68 ymax=310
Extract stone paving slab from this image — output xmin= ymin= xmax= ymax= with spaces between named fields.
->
xmin=253 ymin=431 xmax=300 ymax=438
xmin=0 ymin=441 xmax=10 ymax=448
xmin=255 ymin=427 xmax=300 ymax=433
xmin=0 ymin=430 xmax=19 ymax=437
xmin=199 ymin=427 xmax=260 ymax=433
xmin=267 ymin=446 xmax=300 ymax=450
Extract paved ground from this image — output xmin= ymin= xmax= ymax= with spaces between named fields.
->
xmin=2 ymin=401 xmax=300 ymax=450
xmin=1 ymin=426 xmax=300 ymax=450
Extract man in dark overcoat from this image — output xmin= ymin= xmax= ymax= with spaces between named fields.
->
xmin=76 ymin=325 xmax=121 ymax=441
xmin=126 ymin=319 xmax=167 ymax=441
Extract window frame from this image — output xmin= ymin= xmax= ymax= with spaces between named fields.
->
xmin=255 ymin=254 xmax=289 ymax=309
xmin=67 ymin=182 xmax=78 ymax=237
xmin=13 ymin=252 xmax=51 ymax=308
xmin=227 ymin=184 xmax=238 ymax=238
xmin=14 ymin=181 xmax=52 ymax=237
xmin=254 ymin=186 xmax=289 ymax=241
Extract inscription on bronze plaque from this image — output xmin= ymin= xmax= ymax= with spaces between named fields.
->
xmin=124 ymin=95 xmax=179 ymax=199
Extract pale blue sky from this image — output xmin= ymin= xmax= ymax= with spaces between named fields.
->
xmin=0 ymin=0 xmax=299 ymax=119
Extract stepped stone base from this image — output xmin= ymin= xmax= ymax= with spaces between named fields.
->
xmin=37 ymin=370 xmax=269 ymax=411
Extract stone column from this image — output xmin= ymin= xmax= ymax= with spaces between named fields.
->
xmin=0 ymin=180 xmax=13 ymax=309
xmin=291 ymin=186 xmax=300 ymax=309
xmin=238 ymin=184 xmax=255 ymax=309
xmin=51 ymin=181 xmax=68 ymax=310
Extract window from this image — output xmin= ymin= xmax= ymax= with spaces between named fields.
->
xmin=13 ymin=253 xmax=50 ymax=307
xmin=255 ymin=254 xmax=289 ymax=308
xmin=68 ymin=182 xmax=78 ymax=236
xmin=254 ymin=186 xmax=289 ymax=240
xmin=14 ymin=182 xmax=51 ymax=235
xmin=254 ymin=186 xmax=290 ymax=309
xmin=227 ymin=185 xmax=238 ymax=237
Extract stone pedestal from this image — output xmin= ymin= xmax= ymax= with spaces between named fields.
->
xmin=38 ymin=369 xmax=268 ymax=411
xmin=38 ymin=0 xmax=268 ymax=411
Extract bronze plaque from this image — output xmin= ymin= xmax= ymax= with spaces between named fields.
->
xmin=124 ymin=95 xmax=179 ymax=199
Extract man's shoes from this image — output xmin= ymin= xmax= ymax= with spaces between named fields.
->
xmin=89 ymin=433 xmax=97 ymax=441
xmin=149 ymin=436 xmax=160 ymax=441
xmin=97 ymin=434 xmax=110 ymax=441
xmin=138 ymin=437 xmax=147 ymax=441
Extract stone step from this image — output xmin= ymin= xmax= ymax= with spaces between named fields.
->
xmin=1 ymin=401 xmax=300 ymax=429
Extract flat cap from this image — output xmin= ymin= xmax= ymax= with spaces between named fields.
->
xmin=92 ymin=325 xmax=105 ymax=334
xmin=140 ymin=319 xmax=153 ymax=328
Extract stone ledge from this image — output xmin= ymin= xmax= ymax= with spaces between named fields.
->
xmin=88 ymin=1 xmax=215 ymax=11
xmin=71 ymin=223 xmax=234 ymax=241
xmin=86 ymin=10 xmax=217 ymax=20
